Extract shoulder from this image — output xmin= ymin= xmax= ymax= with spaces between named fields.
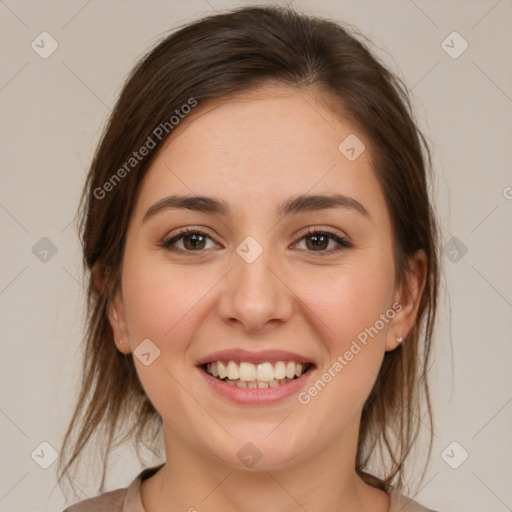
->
xmin=61 ymin=487 xmax=127 ymax=512
xmin=60 ymin=463 xmax=164 ymax=512
xmin=389 ymin=488 xmax=440 ymax=512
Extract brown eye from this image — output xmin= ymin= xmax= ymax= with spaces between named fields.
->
xmin=294 ymin=229 xmax=352 ymax=254
xmin=304 ymin=233 xmax=330 ymax=251
xmin=181 ymin=233 xmax=207 ymax=250
xmin=162 ymin=230 xmax=218 ymax=252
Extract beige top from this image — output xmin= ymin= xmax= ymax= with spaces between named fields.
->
xmin=63 ymin=464 xmax=438 ymax=512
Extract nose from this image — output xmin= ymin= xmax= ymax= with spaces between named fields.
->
xmin=216 ymin=246 xmax=294 ymax=334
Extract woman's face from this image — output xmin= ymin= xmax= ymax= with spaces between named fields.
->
xmin=109 ymin=85 xmax=422 ymax=470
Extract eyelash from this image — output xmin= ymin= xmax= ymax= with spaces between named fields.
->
xmin=161 ymin=227 xmax=353 ymax=255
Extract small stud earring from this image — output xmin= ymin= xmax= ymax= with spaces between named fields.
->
xmin=396 ymin=336 xmax=404 ymax=344
xmin=119 ymin=339 xmax=125 ymax=344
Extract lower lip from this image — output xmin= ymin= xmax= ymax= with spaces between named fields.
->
xmin=197 ymin=366 xmax=316 ymax=405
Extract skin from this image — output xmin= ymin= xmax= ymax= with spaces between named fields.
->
xmin=100 ymin=84 xmax=426 ymax=512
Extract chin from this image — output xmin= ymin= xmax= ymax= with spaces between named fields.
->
xmin=211 ymin=431 xmax=307 ymax=472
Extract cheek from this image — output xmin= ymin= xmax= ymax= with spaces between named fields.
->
xmin=296 ymin=254 xmax=395 ymax=410
xmin=120 ymin=258 xmax=207 ymax=413
xmin=295 ymin=262 xmax=395 ymax=422
xmin=303 ymin=258 xmax=395 ymax=349
xmin=122 ymin=257 xmax=208 ymax=340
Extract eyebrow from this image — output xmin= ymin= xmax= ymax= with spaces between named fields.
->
xmin=142 ymin=193 xmax=370 ymax=223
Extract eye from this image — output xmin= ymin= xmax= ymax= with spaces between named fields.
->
xmin=293 ymin=228 xmax=352 ymax=254
xmin=162 ymin=228 xmax=219 ymax=253
xmin=161 ymin=227 xmax=352 ymax=255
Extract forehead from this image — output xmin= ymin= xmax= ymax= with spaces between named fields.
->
xmin=166 ymin=85 xmax=353 ymax=173
xmin=132 ymin=85 xmax=388 ymax=225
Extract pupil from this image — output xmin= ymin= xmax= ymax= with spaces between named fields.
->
xmin=184 ymin=234 xmax=205 ymax=250
xmin=307 ymin=235 xmax=327 ymax=251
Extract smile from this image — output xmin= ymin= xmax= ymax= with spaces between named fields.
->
xmin=203 ymin=360 xmax=313 ymax=388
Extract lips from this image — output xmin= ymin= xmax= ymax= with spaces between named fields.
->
xmin=197 ymin=359 xmax=317 ymax=405
xmin=196 ymin=349 xmax=316 ymax=385
xmin=195 ymin=349 xmax=316 ymax=402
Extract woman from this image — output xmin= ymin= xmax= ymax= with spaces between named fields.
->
xmin=58 ymin=6 xmax=440 ymax=512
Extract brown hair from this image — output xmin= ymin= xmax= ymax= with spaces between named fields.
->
xmin=57 ymin=5 xmax=440 ymax=498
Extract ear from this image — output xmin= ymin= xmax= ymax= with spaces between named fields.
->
xmin=107 ymin=290 xmax=132 ymax=355
xmin=385 ymin=249 xmax=427 ymax=352
xmin=91 ymin=262 xmax=132 ymax=355
xmin=91 ymin=261 xmax=109 ymax=294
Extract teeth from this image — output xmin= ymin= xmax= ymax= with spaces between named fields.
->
xmin=274 ymin=361 xmax=286 ymax=380
xmin=217 ymin=361 xmax=226 ymax=379
xmin=286 ymin=361 xmax=296 ymax=379
xmin=226 ymin=377 xmax=295 ymax=388
xmin=205 ymin=360 xmax=310 ymax=385
xmin=256 ymin=362 xmax=274 ymax=382
xmin=227 ymin=361 xmax=238 ymax=380
xmin=239 ymin=362 xmax=257 ymax=381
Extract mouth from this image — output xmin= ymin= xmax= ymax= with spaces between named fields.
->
xmin=200 ymin=360 xmax=315 ymax=389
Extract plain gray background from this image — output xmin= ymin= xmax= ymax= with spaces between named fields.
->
xmin=1 ymin=1 xmax=511 ymax=511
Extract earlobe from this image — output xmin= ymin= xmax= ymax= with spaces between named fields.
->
xmin=108 ymin=291 xmax=132 ymax=355
xmin=385 ymin=249 xmax=427 ymax=352
xmin=92 ymin=262 xmax=132 ymax=354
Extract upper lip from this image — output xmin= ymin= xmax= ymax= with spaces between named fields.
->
xmin=196 ymin=349 xmax=316 ymax=366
